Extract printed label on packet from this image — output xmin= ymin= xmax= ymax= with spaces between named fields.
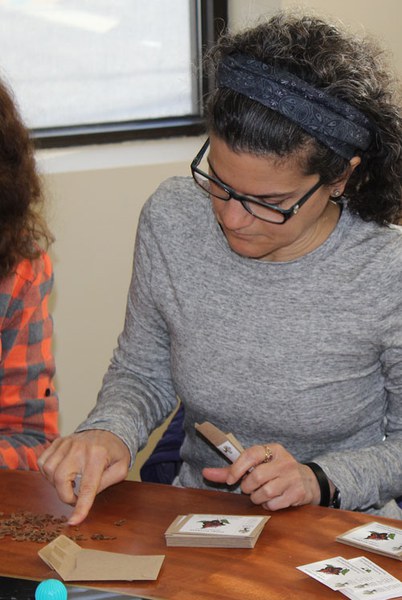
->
xmin=216 ymin=441 xmax=242 ymax=463
xmin=177 ymin=514 xmax=267 ymax=536
xmin=297 ymin=556 xmax=374 ymax=591
xmin=298 ymin=555 xmax=402 ymax=599
xmin=342 ymin=556 xmax=402 ymax=600
xmin=337 ymin=522 xmax=402 ymax=556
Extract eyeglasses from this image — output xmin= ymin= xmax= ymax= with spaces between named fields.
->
xmin=191 ymin=139 xmax=322 ymax=224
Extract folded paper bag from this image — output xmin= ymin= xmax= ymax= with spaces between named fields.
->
xmin=38 ymin=535 xmax=165 ymax=581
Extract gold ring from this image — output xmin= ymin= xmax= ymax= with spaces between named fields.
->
xmin=262 ymin=445 xmax=273 ymax=463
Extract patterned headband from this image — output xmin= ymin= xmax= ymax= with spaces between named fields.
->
xmin=216 ymin=53 xmax=373 ymax=159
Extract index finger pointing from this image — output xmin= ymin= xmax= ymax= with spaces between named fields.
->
xmin=68 ymin=474 xmax=101 ymax=525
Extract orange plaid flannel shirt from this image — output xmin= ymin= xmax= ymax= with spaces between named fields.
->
xmin=0 ymin=252 xmax=59 ymax=469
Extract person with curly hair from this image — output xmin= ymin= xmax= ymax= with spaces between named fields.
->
xmin=0 ymin=77 xmax=58 ymax=469
xmin=39 ymin=12 xmax=402 ymax=523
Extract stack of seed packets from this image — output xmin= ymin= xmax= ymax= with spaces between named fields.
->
xmin=297 ymin=555 xmax=402 ymax=599
xmin=336 ymin=522 xmax=402 ymax=561
xmin=165 ymin=514 xmax=269 ymax=548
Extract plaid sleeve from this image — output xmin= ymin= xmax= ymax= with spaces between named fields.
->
xmin=0 ymin=252 xmax=59 ymax=470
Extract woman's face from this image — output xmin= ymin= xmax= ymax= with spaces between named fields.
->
xmin=208 ymin=135 xmax=347 ymax=262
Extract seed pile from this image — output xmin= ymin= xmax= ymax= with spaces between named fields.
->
xmin=0 ymin=511 xmax=69 ymax=543
xmin=0 ymin=511 xmax=125 ymax=544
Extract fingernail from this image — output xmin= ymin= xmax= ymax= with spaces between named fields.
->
xmin=73 ymin=474 xmax=82 ymax=495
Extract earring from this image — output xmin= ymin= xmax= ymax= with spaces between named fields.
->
xmin=331 ymin=189 xmax=341 ymax=198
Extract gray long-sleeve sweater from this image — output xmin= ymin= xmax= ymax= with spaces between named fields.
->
xmin=78 ymin=176 xmax=402 ymax=518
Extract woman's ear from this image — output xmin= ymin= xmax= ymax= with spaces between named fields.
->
xmin=330 ymin=156 xmax=361 ymax=198
xmin=349 ymin=156 xmax=361 ymax=172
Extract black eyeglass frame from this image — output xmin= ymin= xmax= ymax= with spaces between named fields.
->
xmin=191 ymin=138 xmax=323 ymax=223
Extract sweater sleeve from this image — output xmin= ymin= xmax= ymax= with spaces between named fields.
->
xmin=313 ymin=247 xmax=402 ymax=514
xmin=0 ymin=253 xmax=59 ymax=470
xmin=76 ymin=198 xmax=178 ymax=465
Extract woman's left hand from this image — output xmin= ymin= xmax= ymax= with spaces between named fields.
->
xmin=202 ymin=442 xmax=321 ymax=510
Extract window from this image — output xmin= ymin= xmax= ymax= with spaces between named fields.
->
xmin=0 ymin=0 xmax=227 ymax=147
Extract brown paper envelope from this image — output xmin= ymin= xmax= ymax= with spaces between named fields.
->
xmin=38 ymin=535 xmax=165 ymax=581
xmin=226 ymin=432 xmax=245 ymax=453
xmin=195 ymin=422 xmax=245 ymax=457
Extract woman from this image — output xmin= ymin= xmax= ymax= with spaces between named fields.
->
xmin=39 ymin=12 xmax=402 ymax=522
xmin=0 ymin=77 xmax=58 ymax=468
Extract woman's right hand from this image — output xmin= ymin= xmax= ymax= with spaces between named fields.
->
xmin=38 ymin=429 xmax=131 ymax=525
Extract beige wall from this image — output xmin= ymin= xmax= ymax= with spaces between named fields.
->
xmin=230 ymin=0 xmax=402 ymax=74
xmin=42 ymin=138 xmax=202 ymax=479
xmin=40 ymin=0 xmax=402 ymax=479
xmin=283 ymin=0 xmax=402 ymax=74
xmin=43 ymin=138 xmax=203 ymax=435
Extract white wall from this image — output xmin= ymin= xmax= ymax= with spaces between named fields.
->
xmin=39 ymin=0 xmax=402 ymax=477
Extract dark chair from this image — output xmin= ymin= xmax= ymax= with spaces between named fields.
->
xmin=140 ymin=404 xmax=185 ymax=484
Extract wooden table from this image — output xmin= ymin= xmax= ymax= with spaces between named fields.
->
xmin=0 ymin=471 xmax=401 ymax=599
